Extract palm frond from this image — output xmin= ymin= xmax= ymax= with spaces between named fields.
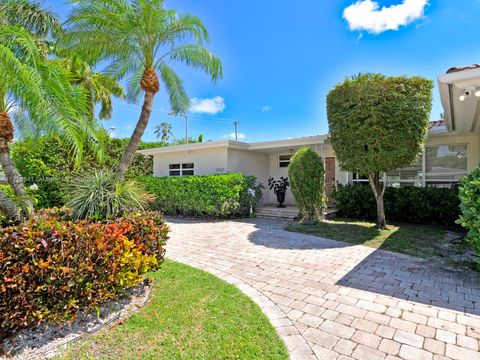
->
xmin=158 ymin=63 xmax=190 ymax=114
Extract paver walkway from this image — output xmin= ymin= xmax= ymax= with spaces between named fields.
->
xmin=166 ymin=217 xmax=480 ymax=360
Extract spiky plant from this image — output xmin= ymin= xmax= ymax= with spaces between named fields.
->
xmin=67 ymin=170 xmax=154 ymax=220
xmin=65 ymin=0 xmax=222 ymax=182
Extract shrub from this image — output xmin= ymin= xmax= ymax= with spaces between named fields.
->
xmin=140 ymin=173 xmax=262 ymax=218
xmin=334 ymin=184 xmax=460 ymax=226
xmin=458 ymin=166 xmax=480 ymax=265
xmin=9 ymin=135 xmax=156 ymax=209
xmin=0 ymin=209 xmax=168 ymax=338
xmin=67 ymin=170 xmax=154 ymax=220
xmin=288 ymin=147 xmax=326 ymax=222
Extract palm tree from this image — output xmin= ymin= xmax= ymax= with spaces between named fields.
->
xmin=65 ymin=0 xmax=222 ymax=182
xmin=51 ymin=50 xmax=126 ymax=121
xmin=0 ymin=1 xmax=99 ymax=222
xmin=154 ymin=122 xmax=172 ymax=143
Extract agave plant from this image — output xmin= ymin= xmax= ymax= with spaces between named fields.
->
xmin=67 ymin=170 xmax=154 ymax=220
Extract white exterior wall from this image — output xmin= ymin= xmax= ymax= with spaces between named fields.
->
xmin=153 ymin=147 xmax=228 ymax=177
xmin=268 ymin=152 xmax=295 ymax=205
xmin=227 ymin=149 xmax=270 ymax=204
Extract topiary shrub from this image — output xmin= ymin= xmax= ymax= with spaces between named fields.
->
xmin=288 ymin=147 xmax=326 ymax=222
xmin=140 ymin=173 xmax=262 ymax=218
xmin=458 ymin=166 xmax=480 ymax=265
xmin=334 ymin=184 xmax=460 ymax=226
xmin=327 ymin=74 xmax=433 ymax=227
xmin=0 ymin=209 xmax=168 ymax=339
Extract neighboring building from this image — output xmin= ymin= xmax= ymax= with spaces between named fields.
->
xmin=139 ymin=66 xmax=480 ymax=206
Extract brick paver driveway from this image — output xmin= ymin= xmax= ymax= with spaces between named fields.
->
xmin=166 ymin=217 xmax=480 ymax=360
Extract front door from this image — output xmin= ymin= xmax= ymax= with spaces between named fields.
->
xmin=325 ymin=157 xmax=336 ymax=206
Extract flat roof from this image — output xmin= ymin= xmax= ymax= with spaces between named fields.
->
xmin=138 ymin=134 xmax=329 ymax=156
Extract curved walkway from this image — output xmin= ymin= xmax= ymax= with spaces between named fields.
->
xmin=166 ymin=217 xmax=480 ymax=360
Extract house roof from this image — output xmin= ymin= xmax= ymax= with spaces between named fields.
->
xmin=446 ymin=64 xmax=480 ymax=74
xmin=138 ymin=135 xmax=329 ymax=156
xmin=437 ymin=65 xmax=480 ymax=134
xmin=428 ymin=119 xmax=446 ymax=132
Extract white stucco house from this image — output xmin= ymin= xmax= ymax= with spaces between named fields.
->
xmin=139 ymin=66 xmax=480 ymax=206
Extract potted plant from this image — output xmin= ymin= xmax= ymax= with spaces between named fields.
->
xmin=268 ymin=177 xmax=290 ymax=208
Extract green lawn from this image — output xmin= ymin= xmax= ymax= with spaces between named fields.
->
xmin=286 ymin=218 xmax=469 ymax=262
xmin=58 ymin=260 xmax=288 ymax=360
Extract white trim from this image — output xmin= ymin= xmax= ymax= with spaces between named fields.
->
xmin=138 ymin=135 xmax=329 ymax=156
xmin=168 ymin=162 xmax=195 ymax=177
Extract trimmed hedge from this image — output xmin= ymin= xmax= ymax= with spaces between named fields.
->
xmin=334 ymin=184 xmax=460 ymax=226
xmin=140 ymin=173 xmax=262 ymax=218
xmin=0 ymin=209 xmax=168 ymax=338
xmin=458 ymin=166 xmax=480 ymax=265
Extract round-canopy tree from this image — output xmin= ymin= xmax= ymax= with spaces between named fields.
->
xmin=288 ymin=147 xmax=326 ymax=223
xmin=326 ymin=74 xmax=433 ymax=228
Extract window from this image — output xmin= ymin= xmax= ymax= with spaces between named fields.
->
xmin=352 ymin=144 xmax=468 ymax=188
xmin=278 ymin=154 xmax=292 ymax=168
xmin=425 ymin=145 xmax=468 ymax=186
xmin=169 ymin=163 xmax=195 ymax=177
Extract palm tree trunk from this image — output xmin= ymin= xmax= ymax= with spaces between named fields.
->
xmin=115 ymin=68 xmax=159 ymax=183
xmin=114 ymin=90 xmax=156 ymax=182
xmin=0 ymin=112 xmax=33 ymax=222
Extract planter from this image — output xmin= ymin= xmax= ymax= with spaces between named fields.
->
xmin=276 ymin=192 xmax=286 ymax=208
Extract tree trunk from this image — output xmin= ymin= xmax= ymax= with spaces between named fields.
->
xmin=0 ymin=190 xmax=22 ymax=223
xmin=368 ymin=172 xmax=387 ymax=229
xmin=0 ymin=112 xmax=33 ymax=222
xmin=114 ymin=90 xmax=156 ymax=182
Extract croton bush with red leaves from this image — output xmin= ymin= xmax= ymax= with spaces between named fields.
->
xmin=0 ymin=209 xmax=168 ymax=338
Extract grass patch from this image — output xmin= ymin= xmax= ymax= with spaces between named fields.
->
xmin=286 ymin=218 xmax=468 ymax=260
xmin=57 ymin=260 xmax=288 ymax=360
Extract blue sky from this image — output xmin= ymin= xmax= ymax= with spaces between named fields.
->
xmin=45 ymin=0 xmax=480 ymax=142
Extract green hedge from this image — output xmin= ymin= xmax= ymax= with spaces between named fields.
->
xmin=458 ymin=166 xmax=480 ymax=265
xmin=334 ymin=184 xmax=460 ymax=226
xmin=139 ymin=173 xmax=262 ymax=218
xmin=8 ymin=136 xmax=157 ymax=209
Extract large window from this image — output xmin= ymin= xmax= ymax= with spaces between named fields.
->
xmin=352 ymin=144 xmax=468 ymax=188
xmin=169 ymin=163 xmax=195 ymax=177
xmin=425 ymin=145 xmax=468 ymax=186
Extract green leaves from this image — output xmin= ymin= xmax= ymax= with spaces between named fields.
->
xmin=0 ymin=209 xmax=168 ymax=337
xmin=458 ymin=166 xmax=480 ymax=266
xmin=140 ymin=173 xmax=262 ymax=218
xmin=288 ymin=147 xmax=326 ymax=222
xmin=64 ymin=0 xmax=222 ymax=110
xmin=327 ymin=74 xmax=433 ymax=175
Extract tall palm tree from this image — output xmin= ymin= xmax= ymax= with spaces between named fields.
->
xmin=65 ymin=0 xmax=222 ymax=182
xmin=154 ymin=122 xmax=172 ymax=143
xmin=0 ymin=1 xmax=99 ymax=222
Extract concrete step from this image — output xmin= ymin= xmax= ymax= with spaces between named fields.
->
xmin=255 ymin=207 xmax=299 ymax=220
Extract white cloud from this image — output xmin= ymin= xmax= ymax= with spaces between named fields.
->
xmin=190 ymin=96 xmax=225 ymax=115
xmin=343 ymin=0 xmax=428 ymax=34
xmin=261 ymin=105 xmax=273 ymax=113
xmin=223 ymin=132 xmax=246 ymax=140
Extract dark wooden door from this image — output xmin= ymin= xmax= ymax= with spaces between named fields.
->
xmin=325 ymin=157 xmax=336 ymax=206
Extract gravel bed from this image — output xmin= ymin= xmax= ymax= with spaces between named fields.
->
xmin=1 ymin=280 xmax=152 ymax=360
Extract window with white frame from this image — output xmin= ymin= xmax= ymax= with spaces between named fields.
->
xmin=352 ymin=144 xmax=468 ymax=188
xmin=278 ymin=154 xmax=292 ymax=168
xmin=169 ymin=163 xmax=195 ymax=177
